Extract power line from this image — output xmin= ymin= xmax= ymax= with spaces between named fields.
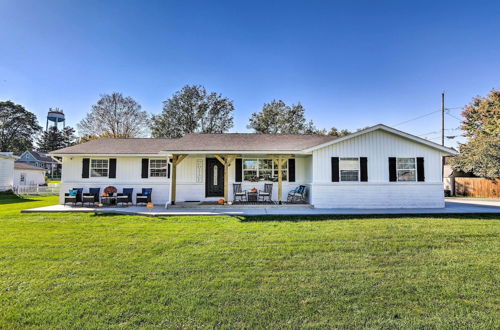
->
xmin=446 ymin=112 xmax=462 ymax=121
xmin=417 ymin=127 xmax=461 ymax=137
xmin=392 ymin=109 xmax=441 ymax=127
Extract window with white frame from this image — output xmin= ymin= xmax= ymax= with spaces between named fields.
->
xmin=397 ymin=158 xmax=416 ymax=181
xmin=150 ymin=159 xmax=168 ymax=177
xmin=20 ymin=173 xmax=26 ymax=184
xmin=339 ymin=157 xmax=359 ymax=181
xmin=243 ymin=158 xmax=287 ymax=182
xmin=90 ymin=159 xmax=108 ymax=177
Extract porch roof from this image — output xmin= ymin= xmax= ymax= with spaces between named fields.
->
xmin=162 ymin=133 xmax=337 ymax=153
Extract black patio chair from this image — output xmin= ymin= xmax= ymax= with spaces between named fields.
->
xmin=64 ymin=187 xmax=83 ymax=206
xmin=82 ymin=188 xmax=100 ymax=206
xmin=117 ymin=188 xmax=134 ymax=206
xmin=233 ymin=183 xmax=246 ymax=202
xmin=136 ymin=188 xmax=152 ymax=205
xmin=287 ymin=185 xmax=306 ymax=203
xmin=259 ymin=183 xmax=273 ymax=202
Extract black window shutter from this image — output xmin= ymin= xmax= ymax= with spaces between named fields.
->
xmin=141 ymin=158 xmax=149 ymax=178
xmin=389 ymin=157 xmax=397 ymax=182
xmin=288 ymin=159 xmax=296 ymax=182
xmin=167 ymin=162 xmax=171 ymax=179
xmin=82 ymin=158 xmax=90 ymax=178
xmin=360 ymin=157 xmax=368 ymax=182
xmin=109 ymin=158 xmax=116 ymax=178
xmin=417 ymin=157 xmax=425 ymax=181
xmin=235 ymin=158 xmax=242 ymax=182
xmin=331 ymin=157 xmax=339 ymax=182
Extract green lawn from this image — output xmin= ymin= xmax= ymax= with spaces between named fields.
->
xmin=0 ymin=194 xmax=499 ymax=328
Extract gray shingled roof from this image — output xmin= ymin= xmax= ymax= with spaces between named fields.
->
xmin=28 ymin=151 xmax=54 ymax=162
xmin=50 ymin=138 xmax=171 ymax=155
xmin=49 ymin=134 xmax=337 ymax=155
xmin=14 ymin=162 xmax=46 ymax=171
xmin=163 ymin=133 xmax=338 ymax=152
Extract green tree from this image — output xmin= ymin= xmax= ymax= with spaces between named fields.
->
xmin=248 ymin=100 xmax=316 ymax=134
xmin=450 ymin=135 xmax=500 ymax=178
xmin=460 ymin=89 xmax=500 ymax=138
xmin=315 ymin=127 xmax=351 ymax=137
xmin=451 ymin=89 xmax=500 ymax=178
xmin=151 ymin=85 xmax=234 ymax=138
xmin=37 ymin=126 xmax=77 ymax=153
xmin=78 ymin=93 xmax=149 ymax=138
xmin=0 ymin=101 xmax=41 ymax=154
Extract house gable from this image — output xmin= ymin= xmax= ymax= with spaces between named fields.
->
xmin=303 ymin=124 xmax=457 ymax=155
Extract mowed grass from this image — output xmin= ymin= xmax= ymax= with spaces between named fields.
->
xmin=0 ymin=194 xmax=499 ymax=328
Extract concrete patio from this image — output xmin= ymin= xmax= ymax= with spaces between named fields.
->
xmin=21 ymin=198 xmax=500 ymax=217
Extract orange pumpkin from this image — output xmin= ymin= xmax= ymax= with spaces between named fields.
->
xmin=218 ymin=199 xmax=224 ymax=205
xmin=147 ymin=202 xmax=154 ymax=210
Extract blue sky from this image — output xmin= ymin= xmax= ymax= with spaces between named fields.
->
xmin=1 ymin=0 xmax=499 ymax=147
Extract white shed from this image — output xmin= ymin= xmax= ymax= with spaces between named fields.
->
xmin=14 ymin=163 xmax=46 ymax=187
xmin=0 ymin=152 xmax=16 ymax=191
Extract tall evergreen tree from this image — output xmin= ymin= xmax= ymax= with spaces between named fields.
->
xmin=37 ymin=126 xmax=77 ymax=153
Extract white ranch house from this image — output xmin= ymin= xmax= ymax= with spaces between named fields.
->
xmin=50 ymin=124 xmax=457 ymax=208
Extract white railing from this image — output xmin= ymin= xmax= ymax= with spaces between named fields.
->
xmin=14 ymin=185 xmax=60 ymax=195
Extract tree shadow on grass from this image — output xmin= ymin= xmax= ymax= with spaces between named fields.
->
xmin=0 ymin=192 xmax=41 ymax=205
xmin=236 ymin=213 xmax=500 ymax=222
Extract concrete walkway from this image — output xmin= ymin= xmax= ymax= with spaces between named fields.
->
xmin=22 ymin=198 xmax=500 ymax=217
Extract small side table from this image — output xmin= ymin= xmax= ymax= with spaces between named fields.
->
xmin=101 ymin=196 xmax=117 ymax=206
xmin=247 ymin=191 xmax=258 ymax=202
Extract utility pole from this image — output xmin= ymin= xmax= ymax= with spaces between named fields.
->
xmin=441 ymin=92 xmax=445 ymax=146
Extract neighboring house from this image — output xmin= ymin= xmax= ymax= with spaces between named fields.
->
xmin=17 ymin=151 xmax=59 ymax=176
xmin=50 ymin=124 xmax=457 ymax=208
xmin=13 ymin=163 xmax=46 ymax=187
xmin=0 ymin=152 xmax=16 ymax=191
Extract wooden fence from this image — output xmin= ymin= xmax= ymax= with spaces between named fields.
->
xmin=454 ymin=177 xmax=499 ymax=198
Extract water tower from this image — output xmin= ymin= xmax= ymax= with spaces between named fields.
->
xmin=46 ymin=108 xmax=66 ymax=130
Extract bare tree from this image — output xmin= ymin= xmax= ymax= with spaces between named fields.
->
xmin=78 ymin=93 xmax=149 ymax=138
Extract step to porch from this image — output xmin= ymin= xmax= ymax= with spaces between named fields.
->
xmin=168 ymin=202 xmax=313 ymax=209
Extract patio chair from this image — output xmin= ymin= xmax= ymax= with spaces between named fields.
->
xmin=259 ymin=183 xmax=273 ymax=202
xmin=233 ymin=183 xmax=246 ymax=202
xmin=117 ymin=188 xmax=133 ymax=206
xmin=64 ymin=187 xmax=83 ymax=206
xmin=287 ymin=185 xmax=306 ymax=204
xmin=82 ymin=188 xmax=100 ymax=206
xmin=136 ymin=188 xmax=152 ymax=205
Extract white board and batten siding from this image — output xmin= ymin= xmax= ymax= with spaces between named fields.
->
xmin=60 ymin=156 xmax=171 ymax=205
xmin=311 ymin=130 xmax=448 ymax=208
xmin=0 ymin=156 xmax=15 ymax=191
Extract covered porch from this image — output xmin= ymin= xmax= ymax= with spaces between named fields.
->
xmin=166 ymin=152 xmax=312 ymax=207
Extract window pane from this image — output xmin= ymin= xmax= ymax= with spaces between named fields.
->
xmin=150 ymin=159 xmax=167 ymax=177
xmin=259 ymin=170 xmax=273 ymax=181
xmin=91 ymin=159 xmax=108 ymax=177
xmin=244 ymin=170 xmax=258 ymax=181
xmin=339 ymin=158 xmax=359 ymax=170
xmin=397 ymin=158 xmax=416 ymax=169
xmin=243 ymin=159 xmax=257 ymax=170
xmin=397 ymin=169 xmax=416 ymax=181
xmin=340 ymin=170 xmax=359 ymax=181
xmin=259 ymin=159 xmax=273 ymax=170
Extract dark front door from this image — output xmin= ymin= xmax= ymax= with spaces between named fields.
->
xmin=206 ymin=158 xmax=224 ymax=197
